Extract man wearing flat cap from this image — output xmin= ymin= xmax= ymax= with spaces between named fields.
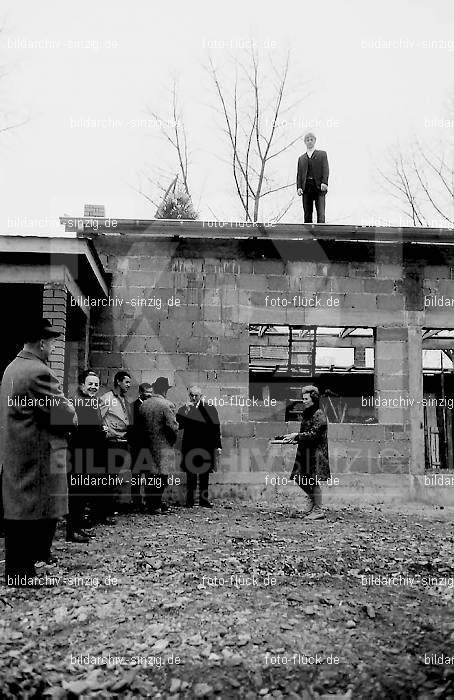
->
xmin=0 ymin=318 xmax=77 ymax=586
xmin=137 ymin=377 xmax=179 ymax=513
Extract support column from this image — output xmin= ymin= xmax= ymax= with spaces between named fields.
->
xmin=42 ymin=283 xmax=67 ymax=386
xmin=354 ymin=346 xmax=366 ymax=367
xmin=407 ymin=325 xmax=425 ymax=474
xmin=375 ymin=327 xmax=409 ymax=424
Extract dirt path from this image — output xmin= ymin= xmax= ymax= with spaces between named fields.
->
xmin=1 ymin=503 xmax=453 ymax=699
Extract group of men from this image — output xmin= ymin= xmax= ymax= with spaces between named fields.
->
xmin=0 ymin=318 xmax=222 ymax=587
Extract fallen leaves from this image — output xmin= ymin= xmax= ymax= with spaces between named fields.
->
xmin=0 ymin=504 xmax=452 ymax=698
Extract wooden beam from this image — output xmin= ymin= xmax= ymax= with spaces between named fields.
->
xmin=339 ymin=327 xmax=357 ymax=339
xmin=423 ymin=329 xmax=440 ymax=340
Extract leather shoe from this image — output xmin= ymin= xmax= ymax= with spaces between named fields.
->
xmin=66 ymin=531 xmax=90 ymax=543
xmin=78 ymin=529 xmax=94 ymax=538
xmin=199 ymin=500 xmax=213 ymax=508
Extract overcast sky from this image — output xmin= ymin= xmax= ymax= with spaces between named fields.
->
xmin=0 ymin=0 xmax=453 ymax=235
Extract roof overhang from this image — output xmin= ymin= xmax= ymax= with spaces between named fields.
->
xmin=0 ymin=236 xmax=108 ymax=297
xmin=59 ymin=216 xmax=454 ymax=245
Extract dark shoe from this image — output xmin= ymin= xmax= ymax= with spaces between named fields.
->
xmin=199 ymin=500 xmax=213 ymax=508
xmin=145 ymin=506 xmax=161 ymax=515
xmin=66 ymin=531 xmax=90 ymax=543
xmin=185 ymin=501 xmax=194 ymax=508
xmin=160 ymin=503 xmax=169 ymax=514
xmin=78 ymin=529 xmax=94 ymax=538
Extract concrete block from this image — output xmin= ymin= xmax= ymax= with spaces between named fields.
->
xmin=253 ymin=260 xmax=285 ymax=275
xmin=343 ymin=293 xmax=377 ymax=310
xmin=169 ymin=305 xmax=202 ymax=321
xmin=351 ymin=424 xmax=386 ymax=441
xmin=254 ymin=421 xmax=284 ymax=438
xmin=327 ymin=423 xmax=353 ymax=441
xmin=423 ymin=265 xmax=451 ymax=279
xmin=157 ymin=354 xmax=188 ymax=370
xmin=375 ymin=263 xmax=404 ymax=279
xmin=223 ymin=422 xmax=255 ymax=438
xmin=376 ymin=327 xmax=408 ymax=341
xmin=203 ymin=306 xmax=223 ymax=322
xmin=364 ymin=279 xmax=396 ymax=293
xmin=122 ymin=354 xmax=157 ymax=371
xmin=112 ymin=335 xmax=147 ymax=353
xmin=159 ymin=320 xmax=194 ymax=337
xmin=188 ymin=354 xmax=220 ymax=370
xmin=89 ymin=352 xmax=123 ymax=368
xmin=266 ymin=276 xmax=290 ymax=291
xmin=177 ymin=337 xmax=211 ymax=353
xmin=238 ymin=274 xmax=267 ymax=291
xmin=376 ymin=359 xmax=406 ymax=374
xmin=330 ymin=278 xmax=364 ymax=294
xmin=287 ymin=262 xmax=318 ymax=277
xmin=349 ymin=263 xmax=375 ymax=278
xmin=378 ymin=374 xmax=409 ymax=390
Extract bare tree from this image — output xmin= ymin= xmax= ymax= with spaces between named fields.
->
xmin=207 ymin=47 xmax=310 ymax=223
xmin=134 ymin=77 xmax=198 ymax=216
xmin=0 ymin=26 xmax=29 ymax=136
xmin=378 ymin=140 xmax=454 ymax=227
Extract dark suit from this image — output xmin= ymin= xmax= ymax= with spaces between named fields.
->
xmin=176 ymin=401 xmax=222 ymax=505
xmin=68 ymin=389 xmax=106 ymax=532
xmin=296 ymin=150 xmax=329 ymax=223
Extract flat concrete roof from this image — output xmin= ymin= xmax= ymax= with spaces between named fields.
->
xmin=59 ymin=217 xmax=454 ymax=244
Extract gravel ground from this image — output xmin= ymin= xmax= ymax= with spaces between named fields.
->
xmin=0 ymin=502 xmax=453 ymax=699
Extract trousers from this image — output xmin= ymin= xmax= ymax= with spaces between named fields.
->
xmin=303 ymin=181 xmax=326 ymax=223
xmin=186 ymin=472 xmax=210 ymax=505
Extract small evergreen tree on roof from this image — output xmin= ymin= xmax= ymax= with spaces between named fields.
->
xmin=155 ymin=175 xmax=198 ymax=220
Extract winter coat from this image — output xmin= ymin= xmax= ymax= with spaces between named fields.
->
xmin=137 ymin=393 xmax=179 ymax=475
xmin=176 ymin=401 xmax=222 ymax=474
xmin=290 ymin=405 xmax=330 ymax=482
xmin=0 ymin=349 xmax=76 ymax=519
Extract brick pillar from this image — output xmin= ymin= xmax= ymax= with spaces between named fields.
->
xmin=42 ymin=283 xmax=67 ymax=385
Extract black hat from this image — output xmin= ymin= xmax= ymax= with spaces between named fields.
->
xmin=152 ymin=376 xmax=171 ymax=394
xmin=24 ymin=318 xmax=62 ymax=343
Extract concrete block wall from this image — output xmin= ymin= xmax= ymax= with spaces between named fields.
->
xmin=85 ymin=235 xmax=454 ymax=483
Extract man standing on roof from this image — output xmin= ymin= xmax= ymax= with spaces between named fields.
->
xmin=297 ymin=132 xmax=329 ymax=223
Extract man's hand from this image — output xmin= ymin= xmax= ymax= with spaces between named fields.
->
xmin=282 ymin=433 xmax=299 ymax=444
xmin=320 ymin=183 xmax=328 ymax=193
xmin=297 ymin=188 xmax=303 ymax=196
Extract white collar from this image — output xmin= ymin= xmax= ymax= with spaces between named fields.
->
xmin=306 ymin=148 xmax=315 ymax=158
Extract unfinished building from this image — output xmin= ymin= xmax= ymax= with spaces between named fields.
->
xmin=2 ymin=218 xmax=454 ymax=503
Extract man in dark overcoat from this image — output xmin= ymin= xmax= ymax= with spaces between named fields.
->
xmin=138 ymin=377 xmax=179 ymax=513
xmin=0 ymin=318 xmax=77 ymax=585
xmin=176 ymin=386 xmax=222 ymax=508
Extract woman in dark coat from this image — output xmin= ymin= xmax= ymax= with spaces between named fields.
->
xmin=283 ymin=385 xmax=330 ymax=520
